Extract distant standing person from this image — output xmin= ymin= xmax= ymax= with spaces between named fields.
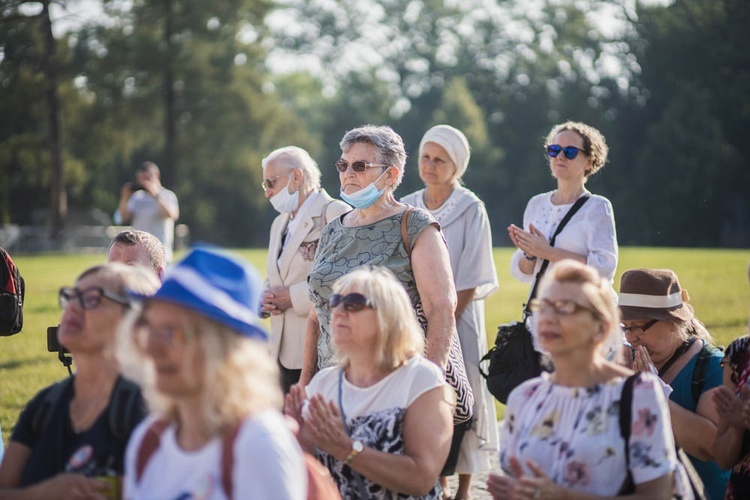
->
xmin=507 ymin=121 xmax=618 ymax=339
xmin=118 ymin=161 xmax=179 ymax=262
xmin=107 ymin=229 xmax=166 ymax=281
xmin=402 ymin=124 xmax=499 ymax=499
xmin=260 ymin=146 xmax=349 ymax=393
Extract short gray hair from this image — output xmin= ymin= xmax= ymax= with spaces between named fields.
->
xmin=261 ymin=146 xmax=321 ymax=191
xmin=108 ymin=229 xmax=166 ymax=277
xmin=340 ymin=125 xmax=406 ymax=190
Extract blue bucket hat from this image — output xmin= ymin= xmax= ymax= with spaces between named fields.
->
xmin=130 ymin=247 xmax=267 ymax=340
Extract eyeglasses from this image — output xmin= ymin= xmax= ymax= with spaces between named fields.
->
xmin=335 ymin=160 xmax=389 ymax=173
xmin=328 ymin=293 xmax=375 ymax=312
xmin=546 ymin=144 xmax=587 ymax=160
xmin=59 ymin=286 xmax=130 ymax=310
xmin=261 ymin=175 xmax=282 ymax=191
xmin=133 ymin=320 xmax=190 ymax=350
xmin=621 ymin=319 xmax=659 ymax=335
xmin=529 ymin=298 xmax=600 ymax=318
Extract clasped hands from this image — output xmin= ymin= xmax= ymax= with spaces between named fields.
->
xmin=487 ymin=456 xmax=560 ymax=500
xmin=713 ymin=383 xmax=750 ymax=430
xmin=284 ymin=385 xmax=353 ymax=461
xmin=507 ymin=224 xmax=549 ymax=260
xmin=261 ymin=286 xmax=292 ymax=316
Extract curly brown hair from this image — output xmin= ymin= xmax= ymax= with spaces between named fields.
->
xmin=545 ymin=121 xmax=609 ymax=177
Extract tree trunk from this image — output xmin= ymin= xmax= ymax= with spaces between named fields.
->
xmin=41 ymin=0 xmax=66 ymax=242
xmin=163 ymin=0 xmax=177 ymax=186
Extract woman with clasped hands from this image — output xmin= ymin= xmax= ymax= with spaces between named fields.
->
xmin=487 ymin=260 xmax=685 ymax=499
xmin=286 ymin=267 xmax=455 ymax=498
xmin=300 ymin=125 xmax=457 ymax=385
xmin=507 ymin=121 xmax=617 ymax=299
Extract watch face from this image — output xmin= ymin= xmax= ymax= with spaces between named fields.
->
xmin=353 ymin=440 xmax=364 ymax=452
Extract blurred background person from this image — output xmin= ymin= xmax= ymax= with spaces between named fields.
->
xmin=301 ymin=124 xmax=458 ymax=389
xmin=507 ymin=121 xmax=618 ymax=344
xmin=402 ymin=124 xmax=498 ymax=499
xmin=488 ymin=260 xmax=683 ymax=499
xmin=118 ymin=161 xmax=179 ymax=263
xmin=286 ymin=267 xmax=454 ymax=498
xmin=260 ymin=146 xmax=349 ymax=393
xmin=0 ymin=263 xmax=159 ymax=498
xmin=120 ymin=247 xmax=306 ymax=499
xmin=712 ymin=263 xmax=750 ymax=499
xmin=620 ymin=268 xmax=728 ymax=499
xmin=107 ymin=229 xmax=166 ymax=281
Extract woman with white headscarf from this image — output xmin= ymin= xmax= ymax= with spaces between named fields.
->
xmin=402 ymin=124 xmax=499 ymax=500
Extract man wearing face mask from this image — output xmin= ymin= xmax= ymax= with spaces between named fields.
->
xmin=261 ymin=146 xmax=350 ymax=393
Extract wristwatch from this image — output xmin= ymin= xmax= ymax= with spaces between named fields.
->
xmin=344 ymin=440 xmax=364 ymax=465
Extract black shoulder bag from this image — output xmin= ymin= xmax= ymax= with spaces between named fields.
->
xmin=479 ymin=195 xmax=589 ymax=404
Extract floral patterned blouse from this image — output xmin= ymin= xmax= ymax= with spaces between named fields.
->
xmin=500 ymin=372 xmax=680 ymax=496
xmin=722 ymin=335 xmax=750 ymax=500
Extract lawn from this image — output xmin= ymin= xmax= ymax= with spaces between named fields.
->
xmin=1 ymin=247 xmax=748 ymax=447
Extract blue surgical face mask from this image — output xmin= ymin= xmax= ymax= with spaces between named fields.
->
xmin=340 ymin=169 xmax=389 ymax=209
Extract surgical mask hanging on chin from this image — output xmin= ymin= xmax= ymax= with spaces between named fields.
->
xmin=270 ymin=178 xmax=300 ymax=214
xmin=340 ymin=170 xmax=388 ymax=209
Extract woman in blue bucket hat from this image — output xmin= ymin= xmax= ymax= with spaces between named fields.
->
xmin=119 ymin=247 xmax=307 ymax=499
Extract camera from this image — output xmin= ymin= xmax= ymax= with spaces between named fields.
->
xmin=47 ymin=326 xmax=68 ymax=354
xmin=129 ymin=181 xmax=144 ymax=192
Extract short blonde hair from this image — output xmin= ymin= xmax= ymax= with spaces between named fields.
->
xmin=118 ymin=306 xmax=281 ymax=438
xmin=331 ymin=267 xmax=424 ymax=371
xmin=537 ymin=259 xmax=621 ymax=356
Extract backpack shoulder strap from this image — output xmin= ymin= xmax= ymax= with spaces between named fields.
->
xmin=108 ymin=377 xmax=144 ymax=441
xmin=220 ymin=423 xmax=242 ymax=499
xmin=135 ymin=419 xmax=170 ymax=483
xmin=691 ymin=343 xmax=721 ymax=404
xmin=400 ymin=207 xmax=414 ymax=256
xmin=31 ymin=377 xmax=73 ymax=436
xmin=618 ymin=373 xmax=638 ymax=494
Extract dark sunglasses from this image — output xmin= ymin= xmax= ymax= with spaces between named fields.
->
xmin=621 ymin=319 xmax=659 ymax=335
xmin=59 ymin=286 xmax=130 ymax=310
xmin=328 ymin=293 xmax=374 ymax=312
xmin=546 ymin=144 xmax=587 ymax=160
xmin=335 ymin=160 xmax=389 ymax=173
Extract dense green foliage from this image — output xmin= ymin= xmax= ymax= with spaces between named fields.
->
xmin=1 ymin=0 xmax=748 ymax=247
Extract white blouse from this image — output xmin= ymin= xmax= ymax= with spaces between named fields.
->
xmin=510 ymin=191 xmax=618 ymax=286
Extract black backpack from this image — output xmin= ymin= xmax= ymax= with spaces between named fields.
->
xmin=0 ymin=247 xmax=24 ymax=336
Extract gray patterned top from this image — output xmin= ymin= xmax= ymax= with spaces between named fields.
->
xmin=308 ymin=208 xmax=438 ymax=369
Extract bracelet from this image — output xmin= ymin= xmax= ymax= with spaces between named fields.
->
xmin=523 ymin=253 xmax=537 ymax=261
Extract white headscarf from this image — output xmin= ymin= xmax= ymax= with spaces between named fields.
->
xmin=419 ymin=124 xmax=471 ymax=181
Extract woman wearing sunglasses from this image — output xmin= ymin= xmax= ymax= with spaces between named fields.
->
xmin=507 ymin=121 xmax=618 ymax=328
xmin=619 ymin=268 xmax=727 ymax=499
xmin=0 ymin=263 xmax=159 ymax=498
xmin=402 ymin=124 xmax=499 ymax=499
xmin=301 ymin=126 xmax=461 ymax=399
xmin=487 ymin=260 xmax=689 ymax=499
xmin=286 ymin=267 xmax=454 ymax=499
xmin=119 ymin=247 xmax=307 ymax=499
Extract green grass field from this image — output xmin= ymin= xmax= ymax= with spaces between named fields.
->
xmin=1 ymin=248 xmax=748 ymax=447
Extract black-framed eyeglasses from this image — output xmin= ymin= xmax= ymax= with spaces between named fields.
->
xmin=59 ymin=286 xmax=130 ymax=310
xmin=529 ymin=298 xmax=600 ymax=318
xmin=335 ymin=160 xmax=389 ymax=173
xmin=546 ymin=144 xmax=588 ymax=160
xmin=261 ymin=175 xmax=282 ymax=191
xmin=328 ymin=293 xmax=375 ymax=313
xmin=621 ymin=319 xmax=659 ymax=335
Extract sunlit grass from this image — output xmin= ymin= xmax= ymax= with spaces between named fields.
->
xmin=1 ymin=248 xmax=747 ymax=444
